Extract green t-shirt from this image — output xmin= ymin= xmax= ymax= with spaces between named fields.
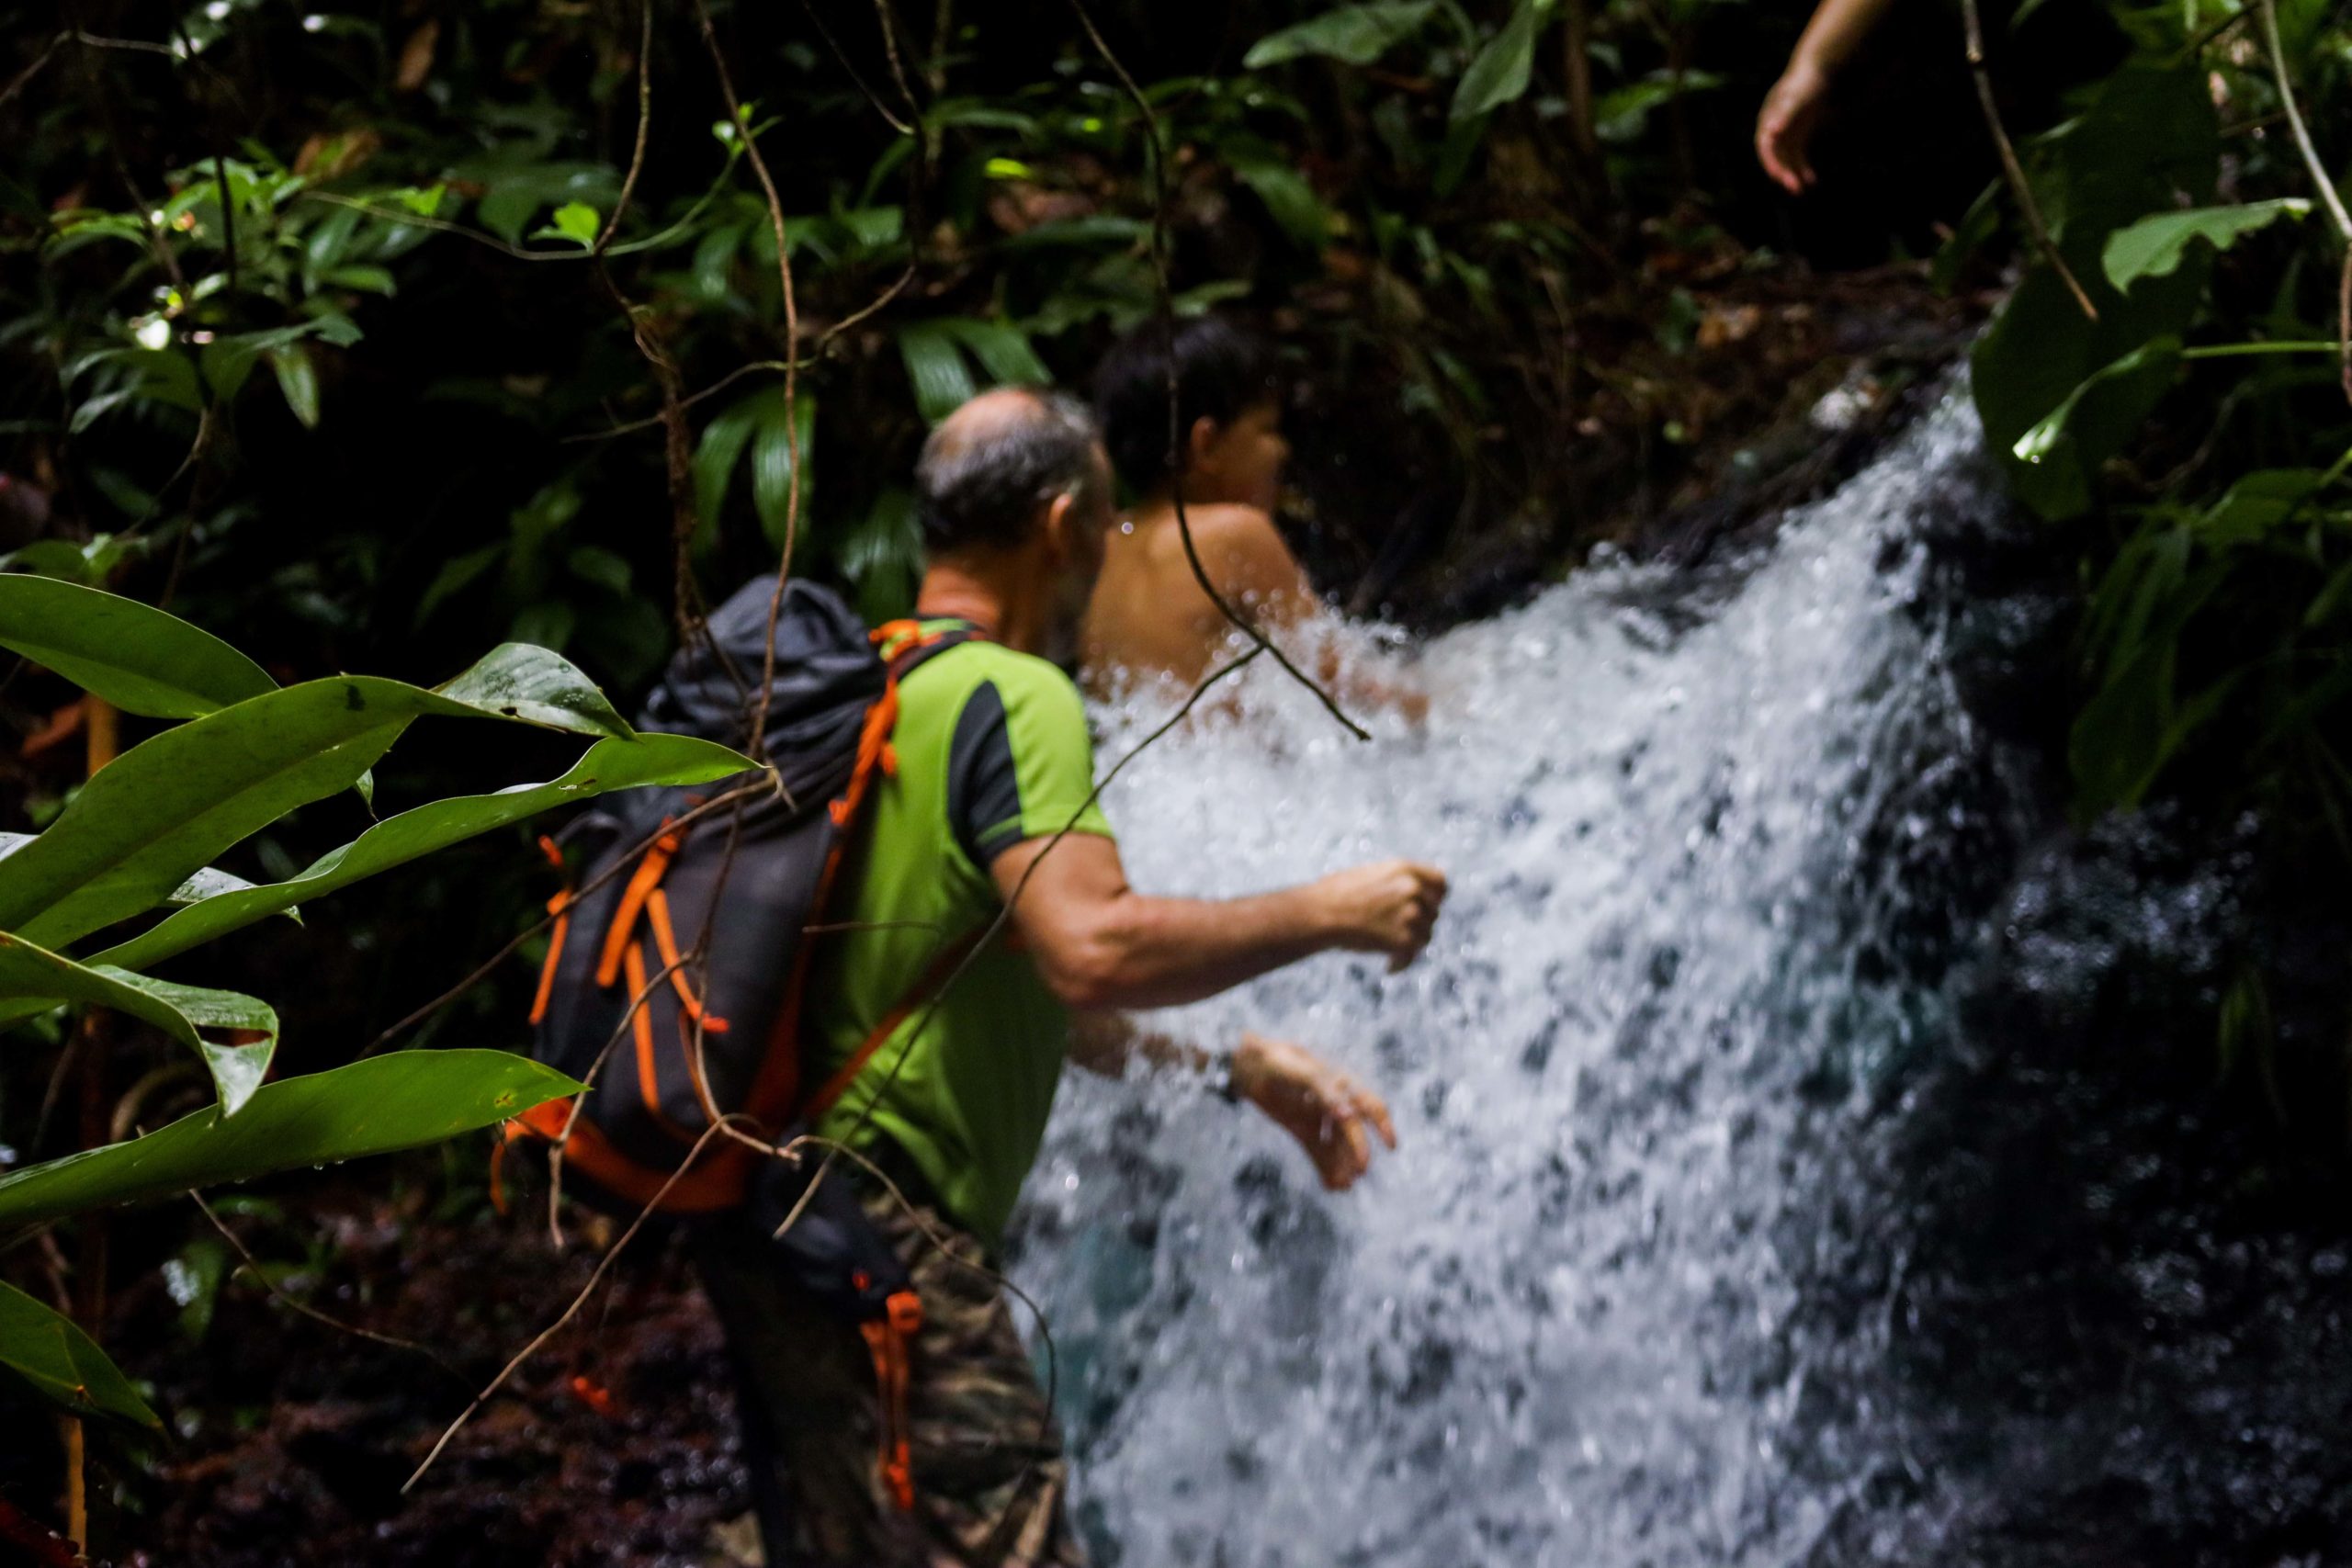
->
xmin=803 ymin=629 xmax=1114 ymax=1247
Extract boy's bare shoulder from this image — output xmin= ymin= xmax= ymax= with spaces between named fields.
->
xmin=1159 ymin=503 xmax=1292 ymax=568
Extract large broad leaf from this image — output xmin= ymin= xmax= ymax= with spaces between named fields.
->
xmin=94 ymin=732 xmax=753 ymax=975
xmin=0 ymin=834 xmax=267 ymax=910
xmin=2103 ymin=200 xmax=2311 ymax=293
xmin=897 ymin=321 xmax=978 ymax=424
xmin=432 ymin=643 xmax=632 ymax=738
xmin=0 ymin=576 xmax=276 ymax=718
xmin=0 ymin=931 xmax=276 ymax=1112
xmin=1452 ymin=0 xmax=1541 ymax=121
xmin=0 ymin=1279 xmax=159 ymax=1427
xmin=942 ymin=318 xmax=1051 ymax=387
xmin=0 ymin=680 xmax=408 ymax=951
xmin=0 ymin=649 xmax=639 ymax=952
xmin=0 ymin=1050 xmax=581 ymax=1231
xmin=748 ymin=389 xmax=819 ymax=553
xmin=1245 ymin=2 xmax=1435 ymax=67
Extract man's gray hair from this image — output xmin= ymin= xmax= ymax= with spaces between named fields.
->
xmin=915 ymin=388 xmax=1105 ymax=554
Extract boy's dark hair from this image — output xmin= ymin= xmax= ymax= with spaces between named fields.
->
xmin=915 ymin=389 xmax=1105 ymax=554
xmin=1093 ymin=315 xmax=1278 ymax=493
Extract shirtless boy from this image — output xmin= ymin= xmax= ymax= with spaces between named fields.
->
xmin=1083 ymin=316 xmax=1424 ymax=716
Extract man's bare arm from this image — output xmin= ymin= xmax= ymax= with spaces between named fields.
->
xmin=1069 ymin=1012 xmax=1397 ymax=1190
xmin=989 ymin=833 xmax=1445 ymax=1012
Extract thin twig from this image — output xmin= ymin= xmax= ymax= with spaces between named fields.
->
xmin=1064 ymin=0 xmax=1370 ymax=739
xmin=593 ymin=0 xmax=656 ymax=256
xmin=561 ymin=359 xmax=800 ymax=443
xmin=690 ymin=0 xmax=806 ymax=762
xmin=1959 ymin=0 xmax=2098 ymax=321
xmin=2256 ymin=0 xmax=2352 ymax=405
xmin=797 ymin=0 xmax=912 ymax=133
xmin=189 ymin=1191 xmax=468 ymax=1384
xmin=0 ymin=32 xmax=68 ymax=111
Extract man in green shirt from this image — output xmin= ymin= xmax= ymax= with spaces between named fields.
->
xmin=694 ymin=388 xmax=1448 ymax=1567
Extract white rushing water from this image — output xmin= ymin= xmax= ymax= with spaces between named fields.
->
xmin=1012 ymin=391 xmax=2010 ymax=1567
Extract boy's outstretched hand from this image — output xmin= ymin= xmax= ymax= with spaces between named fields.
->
xmin=1233 ymin=1032 xmax=1397 ymax=1191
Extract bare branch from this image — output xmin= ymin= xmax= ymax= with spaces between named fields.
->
xmin=1959 ymin=0 xmax=2098 ymax=321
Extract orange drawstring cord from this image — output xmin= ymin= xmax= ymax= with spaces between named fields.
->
xmin=859 ymin=1288 xmax=923 ymax=1511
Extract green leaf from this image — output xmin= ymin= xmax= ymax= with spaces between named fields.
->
xmin=544 ymin=200 xmax=601 ymax=246
xmin=692 ymin=392 xmax=763 ymax=536
xmin=0 ymin=1279 xmax=159 ymax=1427
xmin=1931 ymin=180 xmax=2001 ymax=297
xmin=93 ymin=733 xmax=755 ymax=975
xmin=200 ymin=324 xmax=317 ymax=404
xmin=268 ymin=343 xmax=321 ymax=428
xmin=2009 ymin=336 xmax=2183 ymax=519
xmin=0 ymin=651 xmax=641 ymax=952
xmin=431 ymin=643 xmax=633 ymax=738
xmin=0 ymin=931 xmax=277 ymax=1113
xmin=0 ymin=835 xmax=270 ymax=911
xmin=841 ymin=486 xmax=923 ymax=624
xmin=1593 ymin=71 xmax=1724 ymax=145
xmin=1228 ymin=155 xmax=1329 ymax=249
xmin=1244 ymin=2 xmax=1435 ymax=67
xmin=942 ymin=318 xmax=1051 ymax=386
xmin=0 ymin=1051 xmax=582 ymax=1232
xmin=0 ymin=576 xmax=277 ymax=718
xmin=1451 ymin=0 xmax=1541 ymax=121
xmin=565 ymin=545 xmax=633 ymax=595
xmin=897 ymin=321 xmax=978 ymax=423
xmin=748 ymin=389 xmax=819 ymax=551
xmin=2101 ymin=199 xmax=2312 ymax=293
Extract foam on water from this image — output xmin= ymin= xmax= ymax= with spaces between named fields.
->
xmin=1011 ymin=391 xmax=2007 ymax=1567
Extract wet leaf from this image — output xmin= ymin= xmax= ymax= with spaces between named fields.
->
xmin=0 ymin=1279 xmax=159 ymax=1427
xmin=0 ymin=649 xmax=640 ymax=951
xmin=0 ymin=931 xmax=277 ymax=1113
xmin=94 ymin=732 xmax=753 ymax=974
xmin=0 ymin=1051 xmax=582 ymax=1231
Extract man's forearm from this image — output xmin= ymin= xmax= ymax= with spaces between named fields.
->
xmin=1049 ymin=884 xmax=1342 ymax=1010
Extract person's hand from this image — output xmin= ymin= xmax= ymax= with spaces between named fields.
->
xmin=1756 ymin=54 xmax=1831 ymax=194
xmin=1313 ymin=859 xmax=1448 ymax=972
xmin=1231 ymin=1033 xmax=1396 ymax=1191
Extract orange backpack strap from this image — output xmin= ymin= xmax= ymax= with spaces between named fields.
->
xmin=595 ymin=826 xmax=682 ymax=988
xmin=801 ymin=927 xmax=989 ymax=1123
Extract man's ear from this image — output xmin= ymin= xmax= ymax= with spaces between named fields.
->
xmin=1042 ymin=491 xmax=1078 ymax=562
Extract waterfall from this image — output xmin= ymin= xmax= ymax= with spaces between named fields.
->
xmin=1011 ymin=389 xmax=2030 ymax=1567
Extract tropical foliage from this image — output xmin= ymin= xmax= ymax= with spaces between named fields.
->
xmin=0 ymin=573 xmax=746 ymax=1431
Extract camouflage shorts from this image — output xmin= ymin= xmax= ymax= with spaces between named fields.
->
xmin=692 ymin=1178 xmax=1086 ymax=1568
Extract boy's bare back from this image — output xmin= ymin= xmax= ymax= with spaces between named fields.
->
xmin=1080 ymin=502 xmax=1316 ymax=693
